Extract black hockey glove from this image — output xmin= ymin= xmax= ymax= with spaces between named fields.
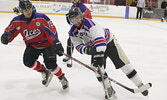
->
xmin=1 ymin=33 xmax=11 ymax=45
xmin=92 ymin=52 xmax=105 ymax=67
xmin=53 ymin=39 xmax=64 ymax=56
xmin=83 ymin=46 xmax=96 ymax=55
xmin=13 ymin=7 xmax=20 ymax=15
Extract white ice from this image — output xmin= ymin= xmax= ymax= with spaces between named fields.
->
xmin=0 ymin=13 xmax=167 ymax=100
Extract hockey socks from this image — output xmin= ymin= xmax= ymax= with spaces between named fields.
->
xmin=29 ymin=61 xmax=46 ymax=71
xmin=121 ymin=64 xmax=149 ymax=96
xmin=38 ymin=70 xmax=53 ymax=87
xmin=51 ymin=66 xmax=69 ymax=90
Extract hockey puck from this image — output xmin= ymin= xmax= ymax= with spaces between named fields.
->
xmin=67 ymin=63 xmax=72 ymax=68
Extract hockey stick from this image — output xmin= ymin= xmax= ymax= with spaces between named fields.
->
xmin=62 ymin=52 xmax=152 ymax=93
xmin=98 ymin=66 xmax=110 ymax=100
xmin=108 ymin=77 xmax=152 ymax=93
xmin=67 ymin=37 xmax=73 ymax=67
xmin=67 ymin=36 xmax=73 ymax=68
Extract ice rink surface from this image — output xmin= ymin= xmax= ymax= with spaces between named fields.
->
xmin=0 ymin=13 xmax=167 ymax=100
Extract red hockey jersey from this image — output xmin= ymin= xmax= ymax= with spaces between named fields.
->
xmin=4 ymin=12 xmax=58 ymax=49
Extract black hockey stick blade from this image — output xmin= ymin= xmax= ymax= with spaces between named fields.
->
xmin=67 ymin=63 xmax=72 ymax=68
xmin=133 ymin=83 xmax=152 ymax=93
xmin=98 ymin=66 xmax=110 ymax=100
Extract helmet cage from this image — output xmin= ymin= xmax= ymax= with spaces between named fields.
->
xmin=68 ymin=7 xmax=83 ymax=24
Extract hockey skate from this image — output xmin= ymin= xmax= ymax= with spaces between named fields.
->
xmin=59 ymin=74 xmax=69 ymax=90
xmin=63 ymin=56 xmax=70 ymax=62
xmin=138 ymin=83 xmax=149 ymax=96
xmin=38 ymin=69 xmax=53 ymax=87
xmin=97 ymin=66 xmax=116 ymax=100
xmin=105 ymin=85 xmax=116 ymax=100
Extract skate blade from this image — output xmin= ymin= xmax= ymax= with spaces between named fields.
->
xmin=67 ymin=63 xmax=72 ymax=68
xmin=44 ymin=74 xmax=53 ymax=87
xmin=62 ymin=86 xmax=69 ymax=92
xmin=66 ymin=60 xmax=72 ymax=68
xmin=105 ymin=96 xmax=117 ymax=100
xmin=62 ymin=58 xmax=70 ymax=62
xmin=110 ymin=93 xmax=117 ymax=100
xmin=105 ymin=93 xmax=117 ymax=100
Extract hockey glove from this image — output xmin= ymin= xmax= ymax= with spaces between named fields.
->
xmin=1 ymin=33 xmax=11 ymax=45
xmin=53 ymin=39 xmax=64 ymax=56
xmin=92 ymin=52 xmax=105 ymax=67
xmin=13 ymin=7 xmax=20 ymax=15
xmin=83 ymin=46 xmax=96 ymax=55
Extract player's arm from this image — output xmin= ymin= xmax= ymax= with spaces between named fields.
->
xmin=42 ymin=14 xmax=57 ymax=42
xmin=1 ymin=18 xmax=19 ymax=44
xmin=42 ymin=14 xmax=64 ymax=55
xmin=91 ymin=25 xmax=107 ymax=52
xmin=1 ymin=33 xmax=11 ymax=45
xmin=86 ymin=25 xmax=107 ymax=68
xmin=81 ymin=25 xmax=107 ymax=56
xmin=70 ymin=36 xmax=86 ymax=54
xmin=70 ymin=31 xmax=95 ymax=55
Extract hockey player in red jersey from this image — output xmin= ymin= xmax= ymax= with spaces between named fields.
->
xmin=68 ymin=7 xmax=149 ymax=99
xmin=63 ymin=0 xmax=92 ymax=65
xmin=1 ymin=0 xmax=69 ymax=89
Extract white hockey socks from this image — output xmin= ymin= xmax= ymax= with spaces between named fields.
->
xmin=120 ymin=64 xmax=143 ymax=87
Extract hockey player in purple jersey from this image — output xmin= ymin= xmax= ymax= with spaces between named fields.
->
xmin=68 ymin=7 xmax=149 ymax=99
xmin=1 ymin=0 xmax=69 ymax=89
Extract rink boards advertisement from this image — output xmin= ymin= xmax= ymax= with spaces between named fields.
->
xmin=32 ymin=1 xmax=112 ymax=15
xmin=143 ymin=8 xmax=164 ymax=19
xmin=32 ymin=1 xmax=126 ymax=17
xmin=0 ymin=1 xmax=138 ymax=18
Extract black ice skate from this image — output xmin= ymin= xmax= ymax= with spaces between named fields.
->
xmin=59 ymin=74 xmax=69 ymax=90
xmin=38 ymin=69 xmax=53 ymax=87
xmin=63 ymin=57 xmax=70 ymax=62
